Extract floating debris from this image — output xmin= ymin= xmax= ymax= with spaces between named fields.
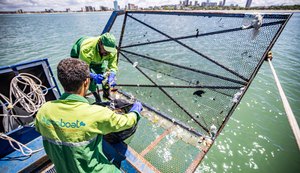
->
xmin=132 ymin=61 xmax=138 ymax=67
xmin=193 ymin=90 xmax=205 ymax=97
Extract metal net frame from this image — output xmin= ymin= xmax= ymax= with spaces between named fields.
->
xmin=103 ymin=11 xmax=292 ymax=172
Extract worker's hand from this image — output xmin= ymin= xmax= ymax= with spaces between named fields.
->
xmin=129 ymin=102 xmax=143 ymax=114
xmin=108 ymin=72 xmax=117 ymax=87
xmin=90 ymin=72 xmax=104 ymax=84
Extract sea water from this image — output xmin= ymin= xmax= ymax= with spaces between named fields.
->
xmin=0 ymin=12 xmax=299 ymax=173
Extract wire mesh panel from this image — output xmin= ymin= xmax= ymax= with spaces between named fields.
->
xmin=106 ymin=11 xmax=291 ymax=172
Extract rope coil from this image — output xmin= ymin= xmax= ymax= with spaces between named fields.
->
xmin=0 ymin=73 xmax=47 ymax=156
xmin=0 ymin=73 xmax=48 ymax=118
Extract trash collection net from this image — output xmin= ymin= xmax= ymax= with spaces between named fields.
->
xmin=107 ymin=11 xmax=290 ymax=172
xmin=110 ymin=11 xmax=289 ymax=135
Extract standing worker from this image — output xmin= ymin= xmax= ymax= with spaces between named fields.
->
xmin=70 ymin=33 xmax=118 ymax=102
xmin=35 ymin=58 xmax=142 ymax=173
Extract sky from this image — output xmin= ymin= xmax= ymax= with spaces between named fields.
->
xmin=0 ymin=0 xmax=299 ymax=11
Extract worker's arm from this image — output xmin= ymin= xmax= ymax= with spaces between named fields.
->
xmin=92 ymin=102 xmax=142 ymax=135
xmin=107 ymin=52 xmax=118 ymax=73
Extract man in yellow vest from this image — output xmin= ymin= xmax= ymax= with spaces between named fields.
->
xmin=35 ymin=58 xmax=142 ymax=173
xmin=70 ymin=33 xmax=118 ymax=102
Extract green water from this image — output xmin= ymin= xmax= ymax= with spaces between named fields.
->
xmin=0 ymin=12 xmax=299 ymax=172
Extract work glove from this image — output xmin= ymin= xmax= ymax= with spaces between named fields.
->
xmin=108 ymin=72 xmax=117 ymax=87
xmin=129 ymin=102 xmax=143 ymax=115
xmin=90 ymin=72 xmax=104 ymax=84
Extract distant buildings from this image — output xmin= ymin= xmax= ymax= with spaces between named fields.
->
xmin=180 ymin=0 xmax=189 ymax=6
xmin=100 ymin=6 xmax=109 ymax=11
xmin=245 ymin=0 xmax=252 ymax=8
xmin=45 ymin=9 xmax=54 ymax=13
xmin=179 ymin=0 xmax=226 ymax=7
xmin=201 ymin=1 xmax=218 ymax=7
xmin=66 ymin=8 xmax=71 ymax=12
xmin=128 ymin=3 xmax=138 ymax=10
xmin=223 ymin=0 xmax=226 ymax=6
xmin=85 ymin=6 xmax=95 ymax=12
xmin=185 ymin=0 xmax=189 ymax=6
xmin=114 ymin=0 xmax=119 ymax=10
xmin=16 ymin=9 xmax=23 ymax=13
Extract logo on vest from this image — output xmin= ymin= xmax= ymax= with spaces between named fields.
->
xmin=42 ymin=117 xmax=86 ymax=128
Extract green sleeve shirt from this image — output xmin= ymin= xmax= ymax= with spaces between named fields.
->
xmin=35 ymin=93 xmax=139 ymax=173
xmin=78 ymin=36 xmax=118 ymax=73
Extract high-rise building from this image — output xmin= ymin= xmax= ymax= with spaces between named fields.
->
xmin=128 ymin=3 xmax=138 ymax=10
xmin=85 ymin=6 xmax=94 ymax=12
xmin=195 ymin=1 xmax=198 ymax=6
xmin=114 ymin=0 xmax=119 ymax=10
xmin=189 ymin=1 xmax=192 ymax=6
xmin=201 ymin=0 xmax=218 ymax=7
xmin=100 ymin=6 xmax=108 ymax=11
xmin=185 ymin=0 xmax=189 ymax=6
xmin=16 ymin=9 xmax=23 ymax=13
xmin=223 ymin=0 xmax=226 ymax=6
xmin=219 ymin=1 xmax=223 ymax=6
xmin=245 ymin=0 xmax=252 ymax=8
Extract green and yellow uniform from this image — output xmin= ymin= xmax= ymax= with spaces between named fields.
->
xmin=70 ymin=36 xmax=118 ymax=92
xmin=35 ymin=93 xmax=139 ymax=173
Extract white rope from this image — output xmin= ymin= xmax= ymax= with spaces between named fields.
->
xmin=0 ymin=132 xmax=43 ymax=156
xmin=0 ymin=73 xmax=47 ymax=155
xmin=268 ymin=59 xmax=300 ymax=150
xmin=0 ymin=73 xmax=48 ymax=117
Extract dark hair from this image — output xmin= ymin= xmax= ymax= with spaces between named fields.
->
xmin=57 ymin=58 xmax=89 ymax=92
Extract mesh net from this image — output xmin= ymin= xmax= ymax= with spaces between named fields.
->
xmin=107 ymin=11 xmax=290 ymax=172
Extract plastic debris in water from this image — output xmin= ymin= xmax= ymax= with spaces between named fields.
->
xmin=167 ymin=109 xmax=173 ymax=113
xmin=232 ymin=87 xmax=245 ymax=103
xmin=252 ymin=14 xmax=263 ymax=30
xmin=242 ymin=13 xmax=263 ymax=30
xmin=133 ymin=61 xmax=138 ymax=67
xmin=193 ymin=90 xmax=205 ymax=97
xmin=153 ymin=115 xmax=159 ymax=123
xmin=210 ymin=124 xmax=217 ymax=138
xmin=156 ymin=73 xmax=162 ymax=79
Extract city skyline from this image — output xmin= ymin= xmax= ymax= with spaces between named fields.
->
xmin=0 ymin=0 xmax=299 ymax=11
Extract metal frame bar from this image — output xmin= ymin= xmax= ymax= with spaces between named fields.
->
xmin=116 ymin=84 xmax=241 ymax=89
xmin=0 ymin=59 xmax=49 ymax=71
xmin=213 ymin=12 xmax=293 ymax=158
xmin=121 ymin=49 xmax=246 ymax=85
xmin=102 ymin=10 xmax=125 ymax=34
xmin=140 ymin=126 xmax=174 ymax=157
xmin=118 ymin=58 xmax=236 ymax=98
xmin=128 ymin=10 xmax=290 ymax=19
xmin=120 ymin=51 xmax=209 ymax=133
xmin=121 ymin=20 xmax=285 ymax=49
xmin=0 ymin=58 xmax=61 ymax=97
xmin=118 ymin=89 xmax=203 ymax=136
xmin=45 ymin=59 xmax=61 ymax=96
xmin=116 ymin=11 xmax=128 ymax=67
xmin=127 ymin=14 xmax=248 ymax=81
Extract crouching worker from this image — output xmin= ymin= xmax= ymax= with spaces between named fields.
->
xmin=35 ymin=58 xmax=142 ymax=173
xmin=70 ymin=33 xmax=118 ymax=102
